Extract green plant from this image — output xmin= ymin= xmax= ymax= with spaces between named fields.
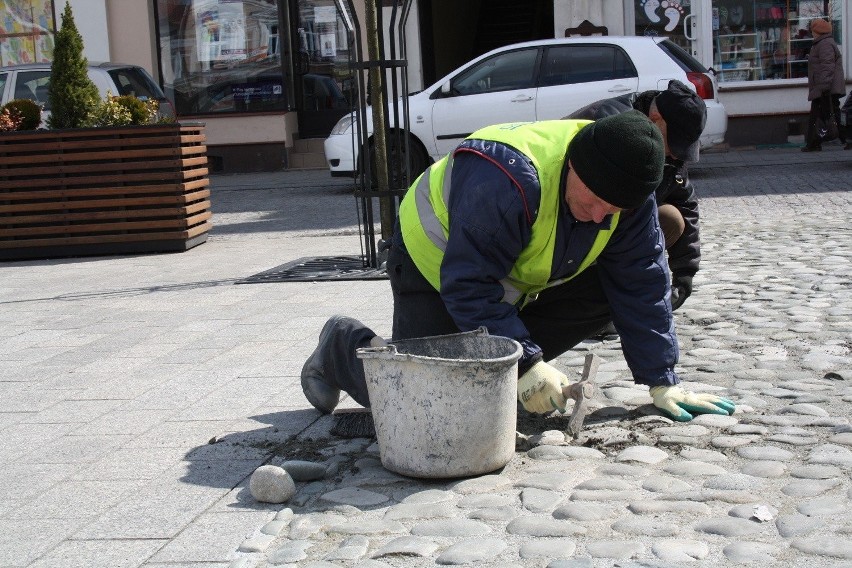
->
xmin=47 ymin=1 xmax=99 ymax=129
xmin=0 ymin=107 xmax=22 ymax=132
xmin=2 ymin=98 xmax=42 ymax=130
xmin=91 ymin=93 xmax=166 ymax=127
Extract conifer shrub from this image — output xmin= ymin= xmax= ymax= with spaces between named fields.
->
xmin=47 ymin=2 xmax=99 ymax=129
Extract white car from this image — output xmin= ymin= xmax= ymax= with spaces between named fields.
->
xmin=0 ymin=62 xmax=176 ymax=127
xmin=325 ymin=36 xmax=727 ymax=177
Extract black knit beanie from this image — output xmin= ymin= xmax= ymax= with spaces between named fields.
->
xmin=568 ymin=110 xmax=665 ymax=209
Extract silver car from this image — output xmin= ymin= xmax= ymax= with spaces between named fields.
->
xmin=0 ymin=62 xmax=176 ymax=127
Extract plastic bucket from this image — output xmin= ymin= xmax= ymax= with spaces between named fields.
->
xmin=356 ymin=328 xmax=522 ymax=478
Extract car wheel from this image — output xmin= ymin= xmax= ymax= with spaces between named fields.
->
xmin=363 ymin=134 xmax=429 ymax=189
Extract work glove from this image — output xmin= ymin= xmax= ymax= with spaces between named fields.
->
xmin=650 ymin=385 xmax=736 ymax=422
xmin=518 ymin=361 xmax=570 ymax=414
xmin=671 ymin=274 xmax=693 ymax=311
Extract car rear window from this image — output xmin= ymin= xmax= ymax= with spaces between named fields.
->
xmin=657 ymin=40 xmax=709 ymax=73
xmin=540 ymin=45 xmax=637 ymax=86
xmin=107 ymin=67 xmax=165 ymax=100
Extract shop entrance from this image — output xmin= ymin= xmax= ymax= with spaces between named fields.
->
xmin=291 ymin=0 xmax=356 ymax=138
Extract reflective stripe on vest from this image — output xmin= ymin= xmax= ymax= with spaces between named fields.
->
xmin=399 ymin=120 xmax=620 ymax=307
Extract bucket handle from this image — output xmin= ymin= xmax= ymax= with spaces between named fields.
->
xmin=355 ymin=327 xmax=491 ymax=358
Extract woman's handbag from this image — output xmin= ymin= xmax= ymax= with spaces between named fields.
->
xmin=816 ymin=93 xmax=840 ymax=142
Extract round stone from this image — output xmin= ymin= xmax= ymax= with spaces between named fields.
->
xmin=736 ymin=445 xmax=795 ymax=461
xmin=249 ymin=465 xmax=296 ymax=504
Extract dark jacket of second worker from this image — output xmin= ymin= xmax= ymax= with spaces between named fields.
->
xmin=567 ymin=91 xmax=700 ymax=283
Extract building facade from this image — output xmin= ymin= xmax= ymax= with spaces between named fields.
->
xmin=2 ymin=0 xmax=848 ymax=172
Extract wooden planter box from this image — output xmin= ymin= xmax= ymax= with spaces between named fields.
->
xmin=0 ymin=122 xmax=211 ymax=261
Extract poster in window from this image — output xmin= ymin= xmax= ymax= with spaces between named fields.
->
xmin=320 ymin=32 xmax=335 ymax=57
xmin=194 ymin=0 xmax=247 ymax=63
xmin=0 ymin=0 xmax=55 ymax=65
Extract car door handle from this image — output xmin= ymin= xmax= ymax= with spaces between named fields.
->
xmin=607 ymin=84 xmax=633 ymax=93
xmin=510 ymin=95 xmax=534 ymax=102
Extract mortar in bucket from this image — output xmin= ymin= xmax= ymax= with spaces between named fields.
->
xmin=355 ymin=327 xmax=522 ymax=478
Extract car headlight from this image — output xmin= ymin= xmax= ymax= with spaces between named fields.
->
xmin=330 ymin=114 xmax=355 ymax=135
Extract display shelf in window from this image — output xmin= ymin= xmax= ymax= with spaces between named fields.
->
xmin=714 ymin=32 xmax=763 ymax=82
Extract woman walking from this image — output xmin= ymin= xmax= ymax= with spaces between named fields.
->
xmin=802 ymin=18 xmax=847 ymax=152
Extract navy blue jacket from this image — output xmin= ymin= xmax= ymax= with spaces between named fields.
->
xmin=568 ymin=92 xmax=700 ymax=279
xmin=400 ymin=137 xmax=679 ymax=387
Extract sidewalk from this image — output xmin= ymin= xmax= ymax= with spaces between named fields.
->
xmin=0 ymin=144 xmax=850 ymax=567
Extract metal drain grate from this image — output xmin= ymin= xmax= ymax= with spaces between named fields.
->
xmin=236 ymin=255 xmax=387 ymax=284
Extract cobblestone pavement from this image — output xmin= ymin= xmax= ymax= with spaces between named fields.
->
xmin=0 ymin=145 xmax=850 ymax=567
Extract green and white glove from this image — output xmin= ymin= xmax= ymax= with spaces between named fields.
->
xmin=518 ymin=361 xmax=570 ymax=414
xmin=650 ymin=385 xmax=736 ymax=422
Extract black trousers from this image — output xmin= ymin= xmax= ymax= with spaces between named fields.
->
xmin=327 ymin=244 xmax=612 ymax=407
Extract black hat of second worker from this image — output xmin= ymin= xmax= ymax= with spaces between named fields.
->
xmin=568 ymin=110 xmax=664 ymax=210
xmin=654 ymin=79 xmax=707 ymax=162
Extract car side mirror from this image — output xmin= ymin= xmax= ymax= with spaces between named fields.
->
xmin=441 ymin=81 xmax=452 ymax=96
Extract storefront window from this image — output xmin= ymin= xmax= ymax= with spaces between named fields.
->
xmin=155 ymin=0 xmax=287 ymax=115
xmin=712 ymin=0 xmax=843 ymax=83
xmin=0 ymin=0 xmax=55 ymax=65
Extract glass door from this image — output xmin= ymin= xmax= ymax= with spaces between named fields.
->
xmin=633 ymin=0 xmax=715 ymax=66
xmin=291 ymin=0 xmax=355 ymax=138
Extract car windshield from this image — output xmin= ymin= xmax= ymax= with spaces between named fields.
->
xmin=106 ymin=67 xmax=165 ymax=100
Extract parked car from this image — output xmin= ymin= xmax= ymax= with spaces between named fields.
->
xmin=324 ymin=36 xmax=727 ymax=178
xmin=0 ymin=62 xmax=176 ymax=127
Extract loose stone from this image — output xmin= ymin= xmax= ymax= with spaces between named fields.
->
xmin=250 ymin=465 xmax=296 ymax=504
xmin=651 ymin=539 xmax=709 ymax=561
xmin=370 ymin=536 xmax=438 ymax=558
xmin=506 ymin=516 xmax=587 ymax=537
xmin=518 ymin=538 xmax=576 ymax=559
xmin=653 ymin=424 xmax=710 ymax=437
xmin=595 ymin=463 xmax=648 ymax=478
xmin=779 ymin=403 xmax=830 ymax=417
xmin=569 ymin=490 xmax=642 ymax=502
xmin=727 ymin=424 xmax=769 ymax=435
xmin=281 ymin=460 xmax=327 ymax=481
xmin=435 ymin=538 xmax=507 ymax=565
xmin=829 ymin=432 xmax=852 ymax=446
xmin=689 ymin=414 xmax=739 ymax=428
